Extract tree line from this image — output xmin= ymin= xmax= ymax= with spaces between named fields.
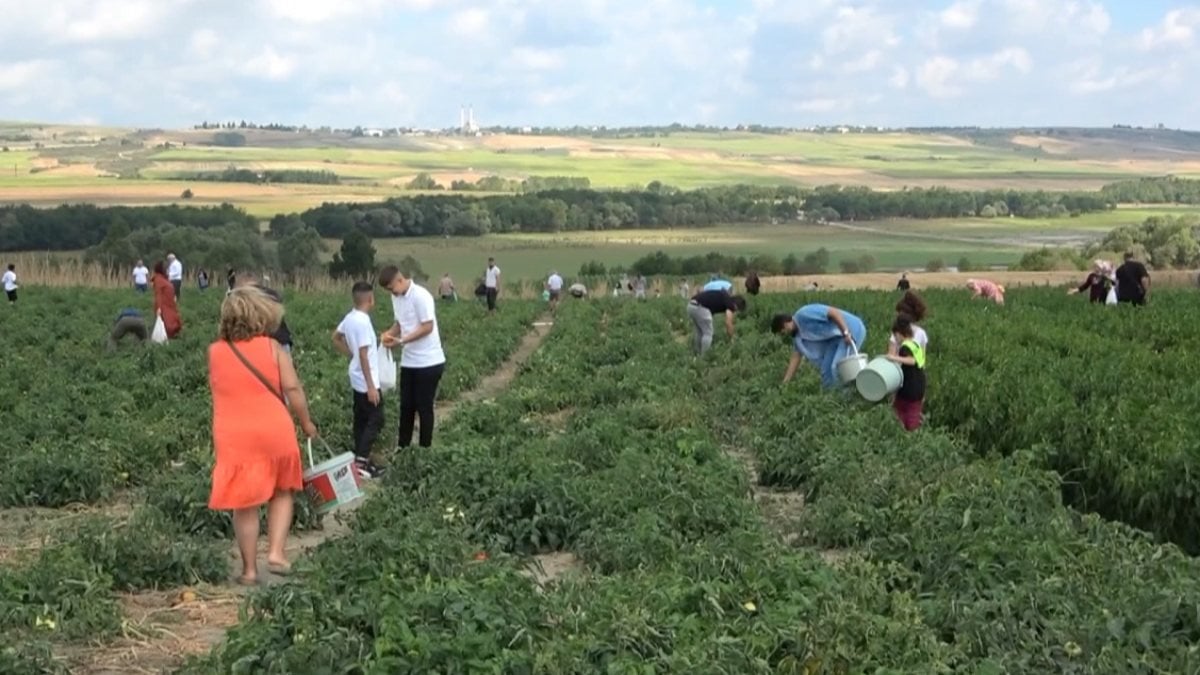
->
xmin=172 ymin=166 xmax=341 ymax=185
xmin=0 ymin=204 xmax=255 ymax=252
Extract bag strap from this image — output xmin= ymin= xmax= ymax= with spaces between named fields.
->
xmin=226 ymin=340 xmax=286 ymax=406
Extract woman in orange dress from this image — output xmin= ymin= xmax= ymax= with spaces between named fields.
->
xmin=208 ymin=286 xmax=318 ymax=585
xmin=152 ymin=261 xmax=183 ymax=338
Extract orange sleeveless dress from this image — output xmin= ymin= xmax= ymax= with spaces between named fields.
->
xmin=208 ymin=336 xmax=303 ymax=510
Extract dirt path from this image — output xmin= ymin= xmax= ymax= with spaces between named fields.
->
xmin=64 ymin=317 xmax=556 ymax=675
xmin=820 ymin=220 xmax=1052 ymax=249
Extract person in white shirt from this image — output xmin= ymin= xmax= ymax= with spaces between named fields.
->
xmin=3 ymin=264 xmax=17 ymax=305
xmin=484 ymin=257 xmax=501 ymax=313
xmin=333 ymin=282 xmax=386 ymax=479
xmin=132 ymin=260 xmax=150 ymax=293
xmin=887 ymin=291 xmax=930 ymax=356
xmin=166 ymin=254 xmax=184 ymax=299
xmin=546 ymin=270 xmax=564 ymax=310
xmin=379 ymin=265 xmax=447 ymax=449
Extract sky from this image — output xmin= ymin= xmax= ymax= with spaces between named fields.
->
xmin=0 ymin=0 xmax=1197 ymax=130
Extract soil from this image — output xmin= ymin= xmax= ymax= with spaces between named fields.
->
xmin=59 ymin=317 xmax=556 ymax=674
xmin=521 ymin=552 xmax=584 ymax=590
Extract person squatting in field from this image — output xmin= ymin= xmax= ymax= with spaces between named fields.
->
xmin=333 ymin=282 xmax=387 ymax=480
xmin=108 ymin=308 xmax=147 ymax=350
xmin=888 ymin=291 xmax=929 ymax=357
xmin=686 ymin=288 xmax=746 ymax=356
xmin=772 ymin=304 xmax=867 ymax=389
xmin=886 ymin=314 xmax=927 ymax=432
xmin=207 ymin=286 xmax=319 ymax=586
xmin=966 ymin=278 xmax=1005 ymax=305
xmin=379 ymin=265 xmax=447 ymax=449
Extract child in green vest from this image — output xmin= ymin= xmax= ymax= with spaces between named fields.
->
xmin=885 ymin=314 xmax=926 ymax=431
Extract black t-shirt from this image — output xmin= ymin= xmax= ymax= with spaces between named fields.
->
xmin=256 ymin=284 xmax=293 ymax=347
xmin=1115 ymin=261 xmax=1148 ymax=301
xmin=691 ymin=289 xmax=737 ymax=314
xmin=896 ymin=344 xmax=926 ymax=401
xmin=897 ymin=279 xmax=911 ymax=290
xmin=745 ymin=276 xmax=761 ymax=295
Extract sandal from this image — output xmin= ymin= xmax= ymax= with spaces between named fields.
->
xmin=267 ymin=562 xmax=293 ymax=576
xmin=236 ymin=575 xmax=261 ymax=587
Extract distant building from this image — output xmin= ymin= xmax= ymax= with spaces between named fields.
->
xmin=363 ymin=129 xmax=385 ymax=137
xmin=460 ymin=105 xmax=479 ymax=135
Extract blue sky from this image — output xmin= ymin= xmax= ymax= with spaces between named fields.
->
xmin=0 ymin=0 xmax=1197 ymax=129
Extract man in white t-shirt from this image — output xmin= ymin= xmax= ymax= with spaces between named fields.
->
xmin=484 ymin=257 xmax=501 ymax=313
xmin=166 ymin=254 xmax=184 ymax=299
xmin=379 ymin=265 xmax=447 ymax=449
xmin=132 ymin=260 xmax=150 ymax=293
xmin=3 ymin=264 xmax=17 ymax=305
xmin=546 ymin=270 xmax=564 ymax=310
xmin=333 ymin=282 xmax=386 ymax=478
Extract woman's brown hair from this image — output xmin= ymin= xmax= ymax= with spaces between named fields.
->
xmin=219 ymin=286 xmax=284 ymax=342
xmin=895 ymin=290 xmax=927 ymax=322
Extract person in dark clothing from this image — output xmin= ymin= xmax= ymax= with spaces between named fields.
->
xmin=897 ymin=273 xmax=911 ymax=291
xmin=1068 ymin=261 xmax=1114 ymax=303
xmin=885 ymin=314 xmax=926 ymax=432
xmin=1115 ymin=253 xmax=1150 ymax=306
xmin=108 ymin=308 xmax=148 ymax=350
xmin=226 ymin=268 xmax=236 ymax=294
xmin=686 ymin=290 xmax=746 ymax=355
xmin=745 ymin=271 xmax=762 ymax=296
xmin=238 ymin=274 xmax=294 ymax=352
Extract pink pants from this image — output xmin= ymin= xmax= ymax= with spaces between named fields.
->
xmin=893 ymin=397 xmax=923 ymax=432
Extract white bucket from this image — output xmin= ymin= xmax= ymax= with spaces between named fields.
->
xmin=835 ymin=341 xmax=868 ymax=386
xmin=856 ymin=357 xmax=904 ymax=402
xmin=302 ymin=439 xmax=364 ymax=515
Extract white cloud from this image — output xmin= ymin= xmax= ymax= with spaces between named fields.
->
xmin=821 ymin=5 xmax=900 ymax=55
xmin=510 ymin=47 xmax=564 ymax=71
xmin=795 ymin=98 xmax=844 ymax=113
xmin=241 ymin=47 xmax=296 ymax=81
xmin=0 ymin=60 xmax=56 ymax=91
xmin=189 ymin=29 xmax=220 ymax=58
xmin=889 ymin=66 xmax=910 ymax=89
xmin=917 ymin=56 xmax=962 ymax=98
xmin=842 ymin=50 xmax=883 ymax=73
xmin=917 ymin=47 xmax=1031 ymax=98
xmin=55 ymin=0 xmax=165 ymax=43
xmin=940 ymin=0 xmax=979 ymax=29
xmin=450 ymin=8 xmax=490 ymax=38
xmin=1138 ymin=8 xmax=1200 ymax=50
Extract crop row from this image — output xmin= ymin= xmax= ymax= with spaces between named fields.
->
xmin=0 ymin=289 xmax=542 ymax=671
xmin=712 ymin=291 xmax=1200 ymax=672
xmin=744 ymin=287 xmax=1200 ymax=552
xmin=186 ymin=300 xmax=974 ymax=673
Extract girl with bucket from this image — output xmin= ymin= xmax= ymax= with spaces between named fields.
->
xmin=967 ymin=278 xmax=1005 ymax=305
xmin=207 ymin=286 xmax=319 ymax=586
xmin=885 ymin=314 xmax=927 ymax=431
xmin=772 ymin=304 xmax=867 ymax=389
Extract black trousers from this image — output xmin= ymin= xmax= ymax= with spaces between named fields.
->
xmin=485 ymin=287 xmax=498 ymax=311
xmin=171 ymin=279 xmax=182 ymax=299
xmin=352 ymin=390 xmax=385 ymax=459
xmin=398 ymin=363 xmax=445 ymax=448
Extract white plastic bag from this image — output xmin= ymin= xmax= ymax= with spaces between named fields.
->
xmin=378 ymin=348 xmax=397 ymax=392
xmin=151 ymin=312 xmax=168 ymax=344
xmin=1105 ymin=286 xmax=1118 ymax=306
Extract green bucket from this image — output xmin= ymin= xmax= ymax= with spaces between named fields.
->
xmin=855 ymin=356 xmax=904 ymax=402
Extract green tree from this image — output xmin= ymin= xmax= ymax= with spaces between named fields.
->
xmin=181 ymin=189 xmax=194 ymax=199
xmin=277 ymin=227 xmax=326 ymax=276
xmin=328 ymin=227 xmax=376 ymax=279
xmin=406 ymin=173 xmax=440 ymax=190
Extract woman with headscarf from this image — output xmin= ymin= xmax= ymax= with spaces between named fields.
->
xmin=1068 ymin=260 xmax=1114 ymax=304
xmin=966 ymin=278 xmax=1005 ymax=305
xmin=152 ymin=261 xmax=183 ymax=338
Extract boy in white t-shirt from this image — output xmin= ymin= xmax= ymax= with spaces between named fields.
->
xmin=332 ymin=282 xmax=386 ymax=479
xmin=3 ymin=264 xmax=17 ymax=305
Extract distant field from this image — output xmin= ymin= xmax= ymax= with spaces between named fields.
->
xmin=361 ymin=208 xmax=1200 ymax=283
xmin=4 ymin=125 xmax=1200 ymax=218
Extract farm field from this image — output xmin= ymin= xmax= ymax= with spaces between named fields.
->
xmin=4 ymin=124 xmax=1200 ymax=216
xmin=3 ymin=285 xmax=1200 ymax=672
xmin=364 ymin=209 xmax=1200 ymax=284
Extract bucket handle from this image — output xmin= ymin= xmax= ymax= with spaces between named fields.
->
xmin=305 ymin=436 xmax=337 ymax=469
xmin=847 ymin=338 xmax=860 ymax=356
